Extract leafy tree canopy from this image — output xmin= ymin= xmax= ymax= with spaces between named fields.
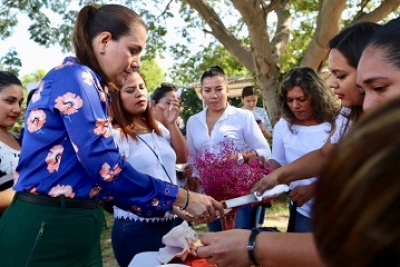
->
xmin=2 ymin=0 xmax=399 ymax=121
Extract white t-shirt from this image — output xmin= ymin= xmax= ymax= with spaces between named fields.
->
xmin=252 ymin=107 xmax=273 ymax=132
xmin=272 ymin=118 xmax=332 ymax=218
xmin=112 ymin=123 xmax=177 ymax=221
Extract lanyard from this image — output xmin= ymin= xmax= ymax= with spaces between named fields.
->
xmin=137 ymin=135 xmax=173 ymax=184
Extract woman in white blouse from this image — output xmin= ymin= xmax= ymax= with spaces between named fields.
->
xmin=270 ymin=67 xmax=339 ymax=232
xmin=185 ymin=66 xmax=271 ymax=232
xmin=108 ymin=72 xmax=192 ymax=267
xmin=0 ymin=71 xmax=23 ymax=217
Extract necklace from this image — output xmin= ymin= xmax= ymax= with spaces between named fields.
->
xmin=0 ymin=132 xmax=13 ymax=139
xmin=133 ymin=125 xmax=149 ymax=133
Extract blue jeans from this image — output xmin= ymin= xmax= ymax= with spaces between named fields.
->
xmin=294 ymin=211 xmax=313 ymax=233
xmin=253 ymin=206 xmax=266 ymax=227
xmin=112 ymin=217 xmax=174 ymax=267
xmin=289 ymin=202 xmax=313 ymax=233
xmin=207 ymin=205 xmax=253 ymax=232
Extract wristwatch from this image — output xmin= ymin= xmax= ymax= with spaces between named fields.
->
xmin=237 ymin=153 xmax=244 ymax=165
xmin=247 ymin=228 xmax=260 ymax=266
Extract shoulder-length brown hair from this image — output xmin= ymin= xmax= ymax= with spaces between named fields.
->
xmin=108 ymin=71 xmax=160 ymax=141
xmin=278 ymin=67 xmax=339 ymax=133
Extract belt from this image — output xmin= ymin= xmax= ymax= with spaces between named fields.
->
xmin=16 ymin=193 xmax=104 ymax=209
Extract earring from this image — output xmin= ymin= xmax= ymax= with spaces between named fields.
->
xmin=99 ymin=42 xmax=107 ymax=55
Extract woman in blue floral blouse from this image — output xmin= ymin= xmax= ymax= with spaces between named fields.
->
xmin=0 ymin=4 xmax=223 ymax=267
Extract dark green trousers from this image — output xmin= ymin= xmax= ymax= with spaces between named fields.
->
xmin=0 ymin=194 xmax=105 ymax=267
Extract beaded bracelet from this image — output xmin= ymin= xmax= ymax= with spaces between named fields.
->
xmin=179 ymin=188 xmax=190 ymax=210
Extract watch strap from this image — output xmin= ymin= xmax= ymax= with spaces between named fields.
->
xmin=247 ymin=228 xmax=260 ymax=266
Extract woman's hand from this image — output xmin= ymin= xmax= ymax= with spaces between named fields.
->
xmin=183 ymin=164 xmax=193 ymax=178
xmin=251 ymin=170 xmax=280 ymax=199
xmin=257 ymin=120 xmax=272 ymax=139
xmin=173 ymin=206 xmax=196 ymax=223
xmin=250 ymin=158 xmax=282 ymax=199
xmin=156 ymin=97 xmax=180 ymax=126
xmin=187 ymin=191 xmax=224 ymax=223
xmin=197 ymin=230 xmax=252 ymax=267
xmin=185 ymin=176 xmax=202 ymax=193
xmin=289 ymin=183 xmax=316 ymax=207
xmin=174 ymin=188 xmax=224 ymax=223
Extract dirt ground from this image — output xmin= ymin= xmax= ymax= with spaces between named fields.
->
xmin=101 ymin=211 xmax=289 ymax=267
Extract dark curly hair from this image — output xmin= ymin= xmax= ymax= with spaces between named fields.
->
xmin=278 ymin=67 xmax=339 ymax=132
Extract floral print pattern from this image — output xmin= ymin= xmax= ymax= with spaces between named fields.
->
xmin=48 ymin=185 xmax=75 ymax=198
xmin=88 ymin=185 xmax=102 ymax=198
xmin=31 ymin=81 xmax=43 ymax=103
xmin=54 ymin=92 xmax=83 ymax=116
xmin=14 ymin=57 xmax=178 ymax=217
xmin=45 ymin=145 xmax=64 ymax=173
xmin=99 ymin=162 xmax=121 ymax=182
xmin=27 ymin=109 xmax=46 ymax=133
xmin=93 ymin=118 xmax=112 ymax=138
xmin=152 ymin=197 xmax=160 ymax=206
xmin=82 ymin=71 xmax=94 ymax=86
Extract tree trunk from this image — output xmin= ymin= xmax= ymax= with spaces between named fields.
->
xmin=300 ymin=0 xmax=346 ymax=70
xmin=301 ymin=0 xmax=400 ymax=70
xmin=182 ymin=0 xmax=400 ymax=123
xmin=232 ymin=0 xmax=290 ymax=123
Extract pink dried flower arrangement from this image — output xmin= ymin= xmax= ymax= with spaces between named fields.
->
xmin=192 ymin=140 xmax=272 ymax=203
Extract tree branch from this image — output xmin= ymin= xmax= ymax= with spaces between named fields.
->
xmin=271 ymin=0 xmax=292 ymax=72
xmin=352 ymin=0 xmax=400 ymax=23
xmin=182 ymin=0 xmax=254 ymax=70
xmin=155 ymin=0 xmax=175 ymax=20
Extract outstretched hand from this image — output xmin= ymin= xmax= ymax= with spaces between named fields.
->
xmin=250 ymin=157 xmax=282 ymax=199
xmin=196 ymin=230 xmax=252 ymax=267
xmin=251 ymin=172 xmax=280 ymax=198
xmin=184 ymin=190 xmax=225 ymax=224
xmin=289 ymin=183 xmax=316 ymax=207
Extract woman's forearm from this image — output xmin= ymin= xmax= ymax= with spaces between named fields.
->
xmin=256 ymin=232 xmax=323 ymax=267
xmin=262 ymin=128 xmax=272 ymax=139
xmin=0 ymin=189 xmax=15 ymax=212
xmin=167 ymin=123 xmax=188 ymax=163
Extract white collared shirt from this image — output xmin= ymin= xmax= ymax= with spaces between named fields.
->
xmin=186 ymin=105 xmax=271 ymax=166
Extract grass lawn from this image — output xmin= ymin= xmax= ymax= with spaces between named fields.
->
xmin=101 ymin=195 xmax=289 ymax=266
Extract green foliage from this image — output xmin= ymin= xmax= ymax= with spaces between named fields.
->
xmin=21 ymin=69 xmax=47 ymax=87
xmin=140 ymin=57 xmax=166 ymax=92
xmin=0 ymin=48 xmax=21 ymax=75
xmin=180 ymin=87 xmax=203 ymax=126
xmin=2 ymin=0 xmax=398 ymax=121
xmin=170 ymin=43 xmax=248 ymax=85
xmin=292 ymin=0 xmax=320 ymax=12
